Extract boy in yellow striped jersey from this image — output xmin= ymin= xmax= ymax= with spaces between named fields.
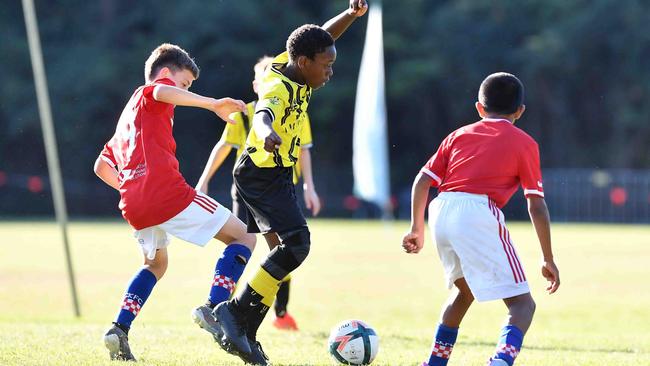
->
xmin=195 ymin=56 xmax=320 ymax=332
xmin=212 ymin=1 xmax=368 ymax=364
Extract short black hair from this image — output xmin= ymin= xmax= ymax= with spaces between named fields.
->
xmin=286 ymin=24 xmax=335 ymax=62
xmin=144 ymin=43 xmax=200 ymax=82
xmin=478 ymin=72 xmax=525 ymax=115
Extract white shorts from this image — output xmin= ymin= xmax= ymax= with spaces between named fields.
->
xmin=134 ymin=193 xmax=232 ymax=260
xmin=428 ymin=192 xmax=529 ymax=302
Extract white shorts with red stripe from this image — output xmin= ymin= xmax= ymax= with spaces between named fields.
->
xmin=428 ymin=192 xmax=529 ymax=302
xmin=134 ymin=192 xmax=231 ymax=260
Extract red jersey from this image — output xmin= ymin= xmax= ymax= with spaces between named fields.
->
xmin=99 ymin=78 xmax=196 ymax=229
xmin=421 ymin=118 xmax=544 ymax=208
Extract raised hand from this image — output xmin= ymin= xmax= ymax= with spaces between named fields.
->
xmin=348 ymin=0 xmax=369 ymax=17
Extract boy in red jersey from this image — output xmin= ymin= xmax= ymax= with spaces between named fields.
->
xmin=403 ymin=73 xmax=560 ymax=366
xmin=94 ymin=43 xmax=257 ymax=361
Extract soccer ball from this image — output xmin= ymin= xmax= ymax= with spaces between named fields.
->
xmin=328 ymin=319 xmax=379 ymax=365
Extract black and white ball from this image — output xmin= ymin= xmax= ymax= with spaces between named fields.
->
xmin=328 ymin=319 xmax=379 ymax=365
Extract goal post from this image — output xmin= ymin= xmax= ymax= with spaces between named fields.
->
xmin=21 ymin=0 xmax=81 ymax=317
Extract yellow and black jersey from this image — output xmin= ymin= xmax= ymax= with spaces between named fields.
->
xmin=245 ymin=52 xmax=312 ymax=168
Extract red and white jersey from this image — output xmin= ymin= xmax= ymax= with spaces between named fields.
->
xmin=99 ymin=77 xmax=196 ymax=230
xmin=421 ymin=118 xmax=544 ymax=208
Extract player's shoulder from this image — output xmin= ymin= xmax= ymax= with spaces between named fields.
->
xmin=508 ymin=123 xmax=538 ymax=147
xmin=271 ymin=51 xmax=289 ymax=65
xmin=259 ymin=74 xmax=291 ymax=101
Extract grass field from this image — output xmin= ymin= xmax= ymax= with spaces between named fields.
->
xmin=1 ymin=220 xmax=649 ymax=365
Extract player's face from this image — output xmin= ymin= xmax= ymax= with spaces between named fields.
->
xmin=303 ymin=45 xmax=336 ymax=89
xmin=169 ymin=69 xmax=196 ymax=90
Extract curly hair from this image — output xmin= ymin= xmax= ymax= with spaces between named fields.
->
xmin=144 ymin=43 xmax=200 ymax=82
xmin=286 ymin=24 xmax=334 ymax=62
xmin=478 ymin=72 xmax=525 ymax=115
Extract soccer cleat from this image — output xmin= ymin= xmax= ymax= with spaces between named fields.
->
xmin=103 ymin=325 xmax=136 ymax=361
xmin=241 ymin=338 xmax=270 ymax=365
xmin=213 ymin=301 xmax=252 ymax=355
xmin=192 ymin=305 xmax=224 ymax=342
xmin=272 ymin=312 xmax=298 ymax=331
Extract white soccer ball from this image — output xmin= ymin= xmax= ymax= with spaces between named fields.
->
xmin=327 ymin=319 xmax=379 ymax=365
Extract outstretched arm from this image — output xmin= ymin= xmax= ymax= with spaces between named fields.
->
xmin=402 ymin=172 xmax=433 ymax=254
xmin=299 ymin=148 xmax=321 ymax=216
xmin=196 ymin=141 xmax=233 ymax=194
xmin=527 ymin=196 xmax=560 ymax=294
xmin=322 ymin=0 xmax=368 ymax=40
xmin=152 ymin=85 xmax=245 ymax=124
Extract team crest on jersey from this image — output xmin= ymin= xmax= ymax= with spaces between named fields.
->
xmin=269 ymin=96 xmax=281 ymax=105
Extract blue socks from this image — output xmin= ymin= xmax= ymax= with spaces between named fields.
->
xmin=490 ymin=325 xmax=524 ymax=365
xmin=115 ymin=268 xmax=157 ymax=329
xmin=428 ymin=324 xmax=458 ymax=366
xmin=208 ymin=244 xmax=252 ymax=307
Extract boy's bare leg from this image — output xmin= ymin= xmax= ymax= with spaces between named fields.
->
xmin=214 ymin=214 xmax=256 ymax=249
xmin=503 ymin=293 xmax=536 ymax=334
xmin=440 ymin=278 xmax=474 ymax=328
xmin=143 ymin=247 xmax=168 ymax=280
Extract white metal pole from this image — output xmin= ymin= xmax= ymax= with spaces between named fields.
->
xmin=22 ymin=0 xmax=81 ymax=317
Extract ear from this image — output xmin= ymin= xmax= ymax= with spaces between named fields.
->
xmin=515 ymin=104 xmax=526 ymax=119
xmin=156 ymin=66 xmax=172 ymax=79
xmin=297 ymin=55 xmax=309 ymax=69
xmin=475 ymin=102 xmax=487 ymax=117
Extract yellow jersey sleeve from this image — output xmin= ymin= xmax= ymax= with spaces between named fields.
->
xmin=220 ymin=111 xmax=247 ymax=149
xmin=219 ymin=101 xmax=256 ymax=162
xmin=255 ymin=80 xmax=290 ymax=130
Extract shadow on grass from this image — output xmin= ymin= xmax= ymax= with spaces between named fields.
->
xmin=311 ymin=331 xmax=641 ymax=355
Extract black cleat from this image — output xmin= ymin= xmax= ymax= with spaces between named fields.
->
xmin=103 ymin=325 xmax=136 ymax=361
xmin=243 ymin=338 xmax=270 ymax=365
xmin=213 ymin=302 xmax=252 ymax=355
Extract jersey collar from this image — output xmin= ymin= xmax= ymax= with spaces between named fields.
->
xmin=482 ymin=118 xmax=513 ymax=124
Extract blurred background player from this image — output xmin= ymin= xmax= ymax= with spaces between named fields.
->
xmin=93 ymin=43 xmax=256 ymax=361
xmin=212 ymin=1 xmax=368 ymax=365
xmin=196 ymin=56 xmax=322 ymax=331
xmin=402 ymin=72 xmax=560 ymax=366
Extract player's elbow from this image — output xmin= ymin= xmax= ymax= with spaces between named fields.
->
xmin=152 ymin=85 xmax=164 ymax=102
xmin=93 ymin=157 xmax=114 ymax=181
xmin=93 ymin=157 xmax=104 ymax=177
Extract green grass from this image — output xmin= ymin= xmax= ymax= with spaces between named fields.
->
xmin=1 ymin=220 xmax=649 ymax=365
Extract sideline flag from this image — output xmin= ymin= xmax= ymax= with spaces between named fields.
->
xmin=352 ymin=4 xmax=391 ymax=216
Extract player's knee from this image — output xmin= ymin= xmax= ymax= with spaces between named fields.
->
xmin=528 ymin=297 xmax=537 ymax=317
xmin=145 ymin=256 xmax=168 ymax=280
xmin=280 ymin=227 xmax=311 ymax=265
xmin=237 ymin=232 xmax=257 ymax=251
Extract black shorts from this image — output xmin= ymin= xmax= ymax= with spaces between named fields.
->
xmin=230 ymin=182 xmax=249 ymax=223
xmin=233 ymin=152 xmax=306 ymax=234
